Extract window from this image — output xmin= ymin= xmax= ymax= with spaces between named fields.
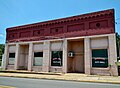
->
xmin=34 ymin=52 xmax=43 ymax=66
xmin=92 ymin=49 xmax=108 ymax=68
xmin=96 ymin=23 xmax=100 ymax=27
xmin=12 ymin=35 xmax=14 ymax=38
xmin=9 ymin=53 xmax=15 ymax=65
xmin=37 ymin=31 xmax=40 ymax=34
xmin=55 ymin=29 xmax=58 ymax=32
xmin=51 ymin=51 xmax=62 ymax=66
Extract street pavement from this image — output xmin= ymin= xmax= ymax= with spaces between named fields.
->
xmin=0 ymin=71 xmax=120 ymax=84
xmin=0 ymin=77 xmax=120 ymax=88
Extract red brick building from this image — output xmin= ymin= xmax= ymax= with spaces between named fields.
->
xmin=3 ymin=9 xmax=118 ymax=76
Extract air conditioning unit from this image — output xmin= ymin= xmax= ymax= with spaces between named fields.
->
xmin=68 ymin=51 xmax=75 ymax=57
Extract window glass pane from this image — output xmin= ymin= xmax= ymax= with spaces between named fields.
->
xmin=34 ymin=52 xmax=43 ymax=57
xmin=9 ymin=58 xmax=15 ymax=65
xmin=34 ymin=57 xmax=43 ymax=66
xmin=9 ymin=53 xmax=15 ymax=65
xmin=92 ymin=49 xmax=108 ymax=68
xmin=9 ymin=53 xmax=15 ymax=58
xmin=34 ymin=52 xmax=43 ymax=66
xmin=92 ymin=49 xmax=108 ymax=57
xmin=51 ymin=51 xmax=62 ymax=66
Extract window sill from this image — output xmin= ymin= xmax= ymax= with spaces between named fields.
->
xmin=33 ymin=65 xmax=42 ymax=67
xmin=92 ymin=67 xmax=109 ymax=70
xmin=50 ymin=66 xmax=62 ymax=68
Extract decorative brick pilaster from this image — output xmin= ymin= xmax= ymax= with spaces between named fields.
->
xmin=84 ymin=37 xmax=91 ymax=75
xmin=14 ymin=43 xmax=20 ymax=70
xmin=28 ymin=43 xmax=33 ymax=71
xmin=3 ymin=44 xmax=9 ymax=70
xmin=43 ymin=41 xmax=50 ymax=72
xmin=63 ymin=39 xmax=67 ymax=73
xmin=108 ymin=34 xmax=118 ymax=76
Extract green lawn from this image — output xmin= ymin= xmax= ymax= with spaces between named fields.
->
xmin=0 ymin=67 xmax=3 ymax=71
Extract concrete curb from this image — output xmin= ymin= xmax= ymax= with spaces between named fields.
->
xmin=0 ymin=72 xmax=120 ymax=84
xmin=0 ymin=70 xmax=61 ymax=75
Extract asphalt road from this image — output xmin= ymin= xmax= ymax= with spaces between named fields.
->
xmin=0 ymin=77 xmax=120 ymax=88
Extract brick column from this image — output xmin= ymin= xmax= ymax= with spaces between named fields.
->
xmin=28 ymin=43 xmax=33 ymax=71
xmin=43 ymin=41 xmax=50 ymax=72
xmin=84 ymin=37 xmax=91 ymax=75
xmin=63 ymin=39 xmax=67 ymax=73
xmin=108 ymin=34 xmax=118 ymax=76
xmin=3 ymin=44 xmax=9 ymax=70
xmin=14 ymin=43 xmax=20 ymax=70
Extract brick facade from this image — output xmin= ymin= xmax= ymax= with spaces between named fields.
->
xmin=6 ymin=9 xmax=115 ymax=42
xmin=3 ymin=9 xmax=118 ymax=76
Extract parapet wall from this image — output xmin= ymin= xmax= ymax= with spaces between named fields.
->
xmin=6 ymin=9 xmax=115 ymax=43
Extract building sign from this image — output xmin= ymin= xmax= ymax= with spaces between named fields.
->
xmin=92 ymin=57 xmax=108 ymax=67
xmin=51 ymin=51 xmax=62 ymax=66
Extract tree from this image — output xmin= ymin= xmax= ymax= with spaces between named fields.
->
xmin=0 ymin=44 xmax=5 ymax=66
xmin=116 ymin=33 xmax=120 ymax=60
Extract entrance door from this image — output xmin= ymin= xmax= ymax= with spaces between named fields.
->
xmin=18 ymin=45 xmax=29 ymax=70
xmin=67 ymin=40 xmax=84 ymax=73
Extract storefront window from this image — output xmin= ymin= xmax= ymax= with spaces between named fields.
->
xmin=92 ymin=49 xmax=108 ymax=68
xmin=51 ymin=51 xmax=62 ymax=66
xmin=9 ymin=53 xmax=15 ymax=65
xmin=34 ymin=52 xmax=43 ymax=66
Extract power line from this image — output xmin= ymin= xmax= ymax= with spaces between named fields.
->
xmin=116 ymin=23 xmax=120 ymax=25
xmin=116 ymin=18 xmax=120 ymax=20
xmin=115 ymin=17 xmax=120 ymax=25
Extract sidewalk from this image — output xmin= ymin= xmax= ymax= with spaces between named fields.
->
xmin=0 ymin=70 xmax=120 ymax=84
xmin=0 ymin=85 xmax=15 ymax=88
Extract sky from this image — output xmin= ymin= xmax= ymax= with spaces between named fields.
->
xmin=0 ymin=0 xmax=120 ymax=44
